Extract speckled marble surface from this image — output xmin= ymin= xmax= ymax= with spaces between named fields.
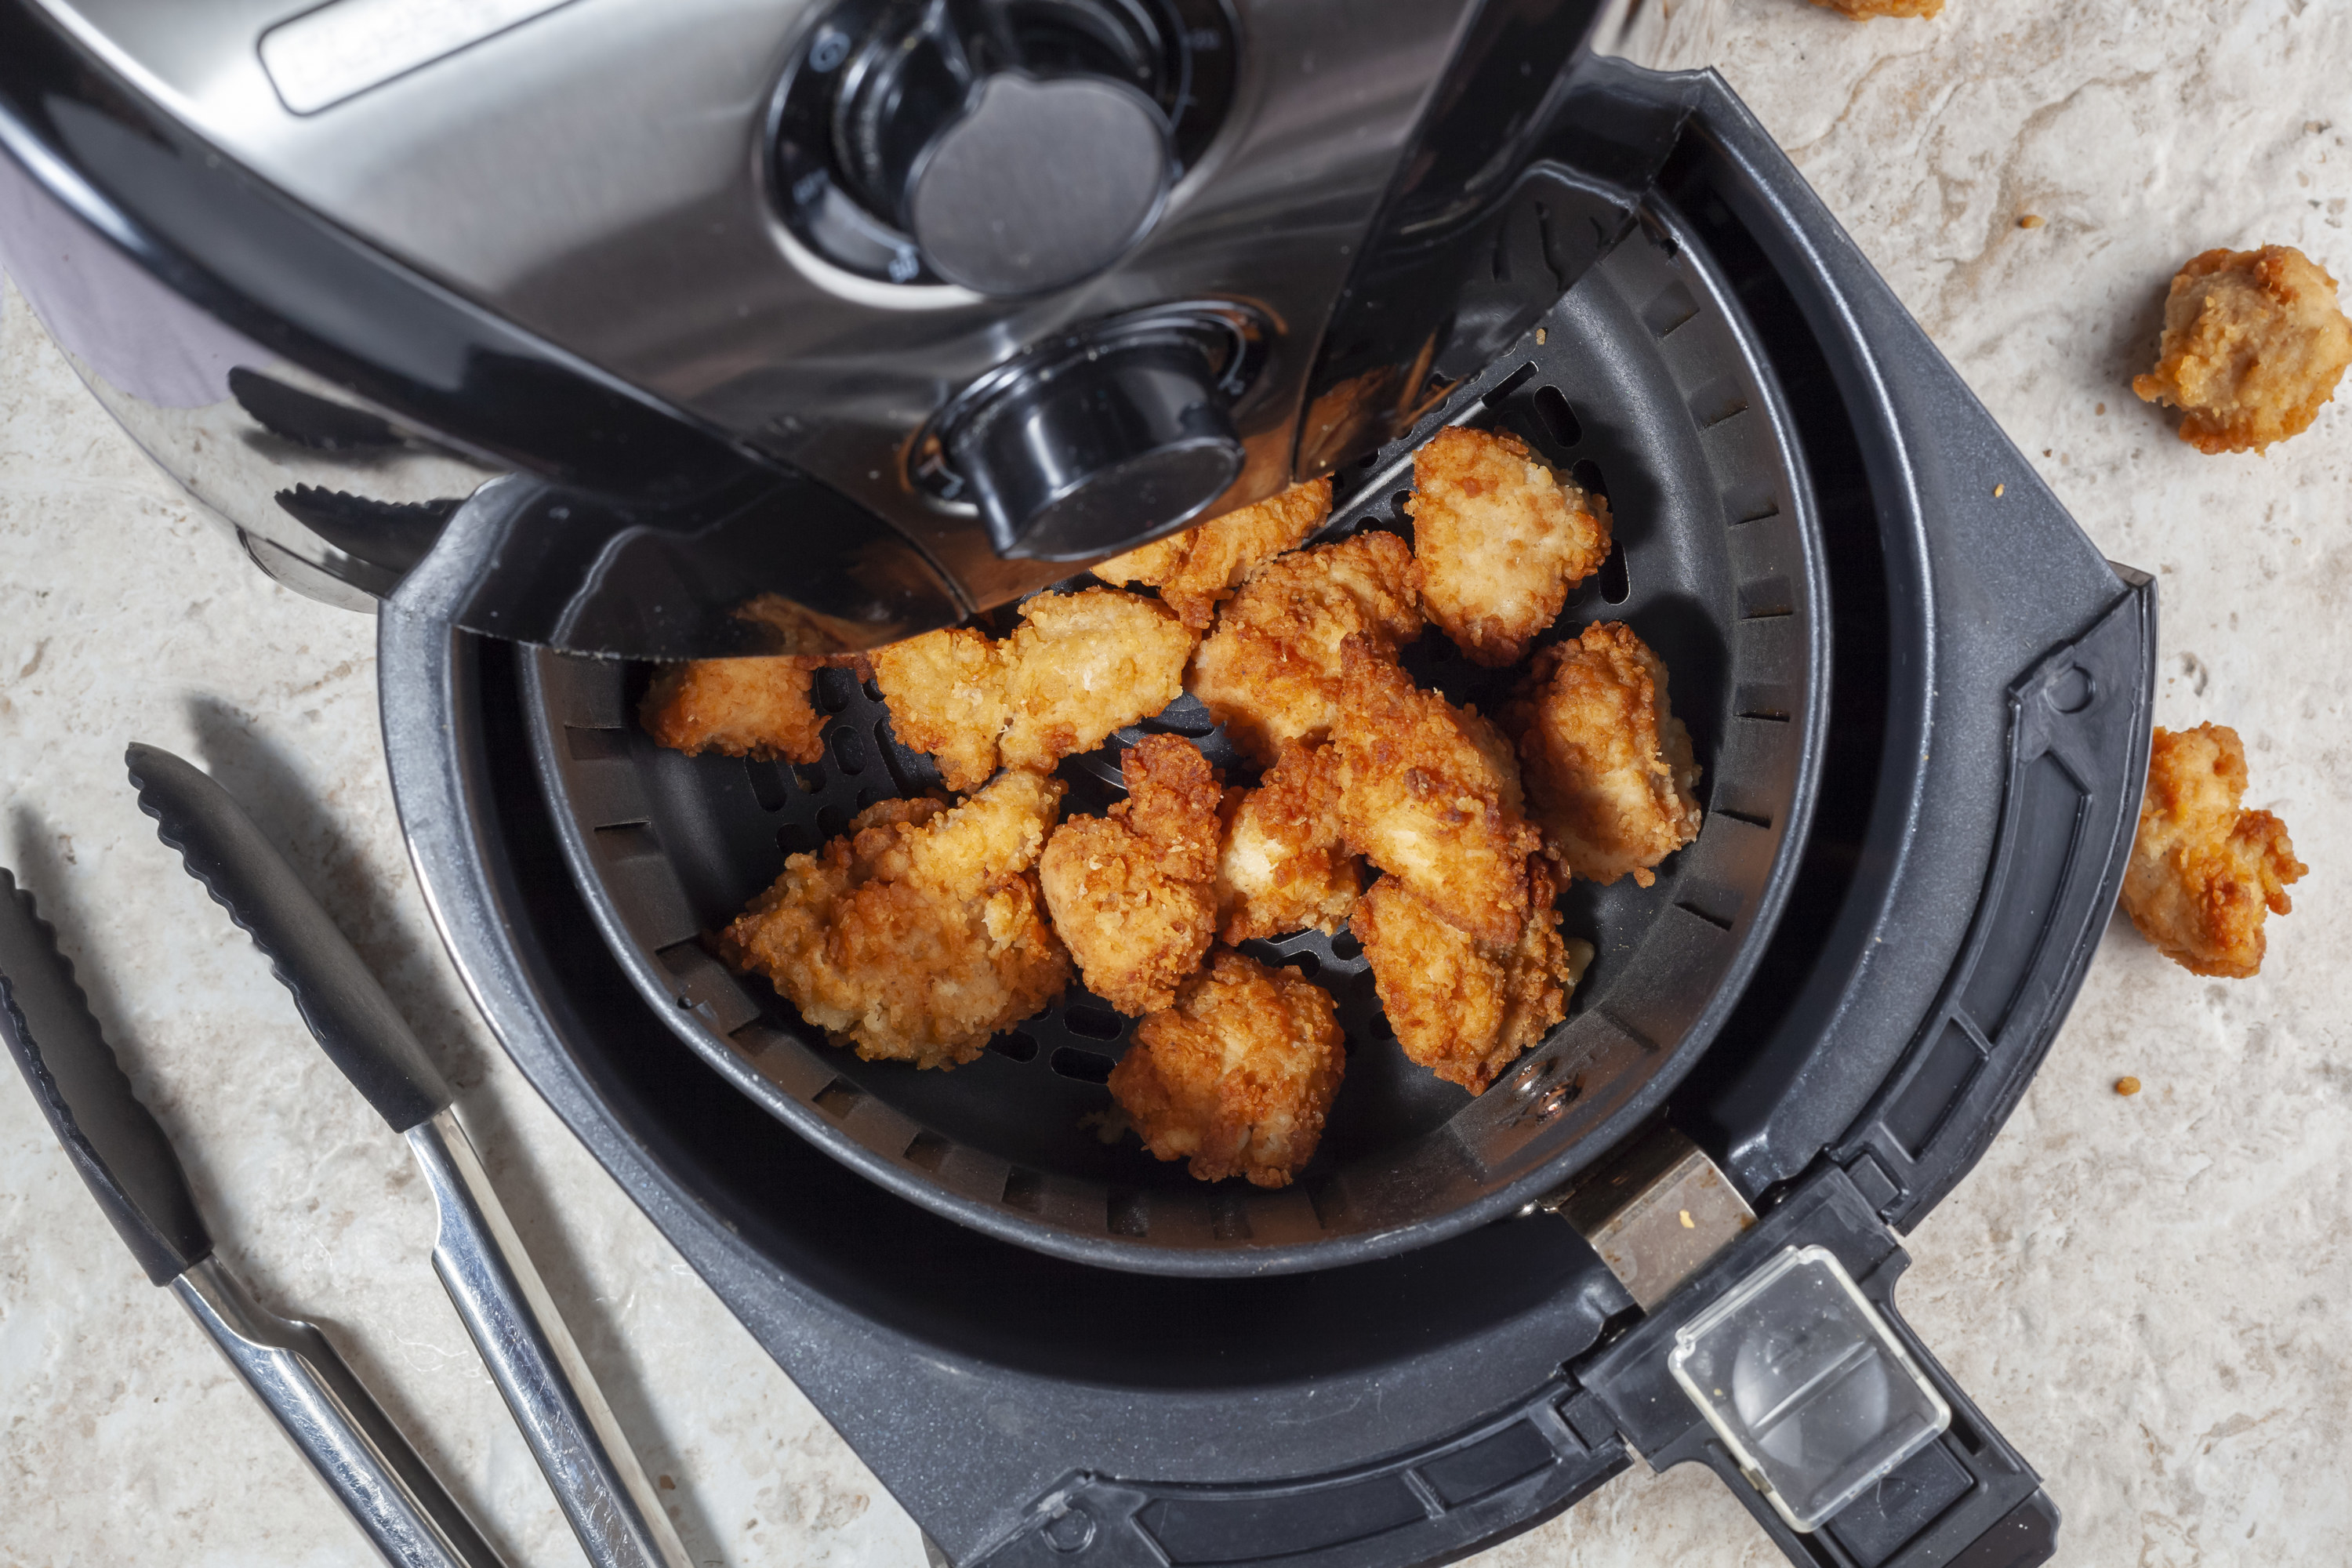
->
xmin=4 ymin=2 xmax=2350 ymax=1564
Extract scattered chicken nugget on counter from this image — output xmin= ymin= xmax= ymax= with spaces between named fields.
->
xmin=717 ymin=769 xmax=1072 ymax=1068
xmin=2132 ymin=245 xmax=2352 ymax=454
xmin=1188 ymin=532 xmax=1423 ymax=765
xmin=870 ymin=626 xmax=1011 ymax=793
xmin=1352 ymin=860 xmax=1590 ymax=1094
xmin=1000 ymin=588 xmax=1198 ymax=772
xmin=1094 ymin=478 xmax=1333 ymax=630
xmin=1109 ymin=949 xmax=1346 ymax=1188
xmin=2122 ymin=723 xmax=2305 ymax=978
xmin=1331 ymin=643 xmax=1540 ymax=951
xmin=1504 ymin=622 xmax=1703 ymax=888
xmin=1407 ymin=426 xmax=1612 ymax=668
xmin=1040 ymin=735 xmax=1225 ymax=1015
xmin=641 ymin=654 xmax=836 ymax=764
xmin=1215 ymin=741 xmax=1363 ymax=943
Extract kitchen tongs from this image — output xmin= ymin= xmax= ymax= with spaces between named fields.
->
xmin=0 ymin=866 xmax=507 ymax=1568
xmin=118 ymin=743 xmax=693 ymax=1568
xmin=0 ymin=745 xmax=691 ymax=1568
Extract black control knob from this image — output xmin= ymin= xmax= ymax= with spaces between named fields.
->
xmin=832 ymin=0 xmax=1174 ymax=296
xmin=942 ymin=318 xmax=1246 ymax=560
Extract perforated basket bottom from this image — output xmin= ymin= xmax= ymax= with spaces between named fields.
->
xmin=525 ymin=198 xmax=1823 ymax=1272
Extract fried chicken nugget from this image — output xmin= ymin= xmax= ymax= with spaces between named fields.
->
xmin=641 ymin=655 xmax=832 ymax=764
xmin=1504 ymin=622 xmax=1702 ymax=888
xmin=1187 ymin=532 xmax=1423 ymax=765
xmin=872 ymin=590 xmax=1195 ymax=790
xmin=1352 ymin=862 xmax=1592 ymax=1094
xmin=1039 ymin=736 xmax=1223 ymax=1014
xmin=717 ymin=770 xmax=1072 ymax=1068
xmin=1407 ymin=426 xmax=1612 ymax=667
xmin=870 ymin=627 xmax=1010 ymax=793
xmin=1000 ymin=588 xmax=1198 ymax=772
xmin=2132 ymin=245 xmax=2352 ymax=454
xmin=1095 ymin=478 xmax=1334 ymax=629
xmin=1214 ymin=741 xmax=1362 ymax=942
xmin=1109 ymin=949 xmax=1345 ymax=1187
xmin=1330 ymin=643 xmax=1540 ymax=950
xmin=2122 ymin=723 xmax=2306 ymax=978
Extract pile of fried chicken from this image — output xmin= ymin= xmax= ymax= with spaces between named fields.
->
xmin=642 ymin=426 xmax=1704 ymax=1189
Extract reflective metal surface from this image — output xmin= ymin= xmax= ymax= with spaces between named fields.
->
xmin=22 ymin=0 xmax=1486 ymax=606
xmin=407 ymin=1107 xmax=692 ymax=1568
xmin=170 ymin=1254 xmax=508 ymax=1568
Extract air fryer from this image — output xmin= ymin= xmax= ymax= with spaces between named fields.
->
xmin=0 ymin=2 xmax=2154 ymax=1564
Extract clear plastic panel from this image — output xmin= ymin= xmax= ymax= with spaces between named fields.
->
xmin=1668 ymin=1245 xmax=1951 ymax=1531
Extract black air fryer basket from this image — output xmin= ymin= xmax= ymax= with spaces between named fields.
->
xmin=380 ymin=69 xmax=2156 ymax=1568
xmin=522 ymin=187 xmax=1828 ymax=1275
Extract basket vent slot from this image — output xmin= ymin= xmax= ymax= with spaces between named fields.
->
xmin=1003 ymin=1168 xmax=1045 ymax=1213
xmin=1598 ymin=539 xmax=1630 ymax=605
xmin=1641 ymin=278 xmax=1700 ymax=338
xmin=1534 ymin=384 xmax=1583 ymax=448
xmin=904 ymin=1131 xmax=951 ymax=1171
xmin=1062 ymin=1006 xmax=1125 ymax=1042
xmin=813 ymin=1079 xmax=864 ymax=1118
xmin=989 ymin=1030 xmax=1040 ymax=1063
xmin=1051 ymin=1047 xmax=1116 ymax=1084
xmin=565 ymin=724 xmax=631 ymax=762
xmin=1690 ymin=374 xmax=1750 ymax=430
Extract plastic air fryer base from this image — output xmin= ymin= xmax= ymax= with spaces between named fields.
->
xmin=379 ymin=65 xmax=2156 ymax=1568
xmin=521 ymin=175 xmax=1830 ymax=1276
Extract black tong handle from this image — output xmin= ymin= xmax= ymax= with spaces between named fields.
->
xmin=0 ymin=868 xmax=211 ymax=1284
xmin=125 ymin=743 xmax=452 ymax=1132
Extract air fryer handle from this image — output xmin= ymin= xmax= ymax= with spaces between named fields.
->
xmin=1695 ymin=1253 xmax=2059 ymax=1568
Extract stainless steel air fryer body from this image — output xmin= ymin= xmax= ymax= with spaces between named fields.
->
xmin=0 ymin=0 xmax=1666 ymax=658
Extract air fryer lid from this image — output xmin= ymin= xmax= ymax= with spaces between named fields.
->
xmin=523 ymin=186 xmax=1831 ymax=1276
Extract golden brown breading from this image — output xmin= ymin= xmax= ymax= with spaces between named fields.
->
xmin=641 ymin=655 xmax=831 ymax=764
xmin=1039 ymin=736 xmax=1224 ymax=1014
xmin=2122 ymin=724 xmax=2305 ymax=978
xmin=1809 ymin=0 xmax=1942 ymax=16
xmin=717 ymin=770 xmax=1072 ymax=1068
xmin=1109 ymin=949 xmax=1345 ymax=1187
xmin=1330 ymin=643 xmax=1539 ymax=950
xmin=871 ymin=590 xmax=1194 ymax=790
xmin=1000 ymin=589 xmax=1198 ymax=773
xmin=2132 ymin=246 xmax=2352 ymax=454
xmin=1187 ymin=532 xmax=1423 ymax=764
xmin=1504 ymin=622 xmax=1702 ymax=888
xmin=1407 ymin=426 xmax=1612 ymax=667
xmin=870 ymin=627 xmax=1010 ymax=793
xmin=1214 ymin=741 xmax=1362 ymax=942
xmin=1352 ymin=862 xmax=1592 ymax=1094
xmin=1095 ymin=478 xmax=1334 ymax=629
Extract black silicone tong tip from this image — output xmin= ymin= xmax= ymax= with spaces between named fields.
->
xmin=125 ymin=742 xmax=451 ymax=1133
xmin=0 ymin=868 xmax=212 ymax=1284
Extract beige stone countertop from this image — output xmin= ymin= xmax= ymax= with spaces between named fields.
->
xmin=4 ymin=1 xmax=2349 ymax=1563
